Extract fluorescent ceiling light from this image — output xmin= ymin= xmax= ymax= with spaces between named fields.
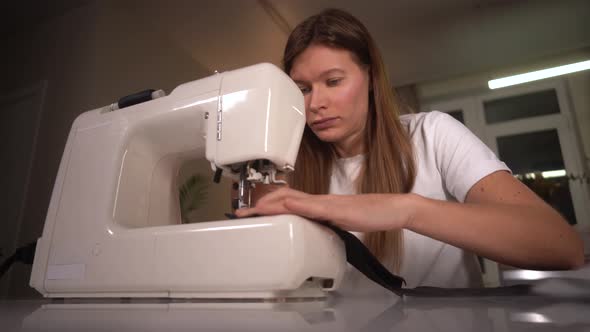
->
xmin=514 ymin=169 xmax=567 ymax=180
xmin=488 ymin=60 xmax=590 ymax=89
xmin=541 ymin=169 xmax=566 ymax=179
xmin=511 ymin=312 xmax=553 ymax=324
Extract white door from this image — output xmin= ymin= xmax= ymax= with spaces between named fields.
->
xmin=420 ymin=96 xmax=486 ymax=140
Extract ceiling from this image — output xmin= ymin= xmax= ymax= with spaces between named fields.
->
xmin=10 ymin=0 xmax=590 ymax=87
xmin=129 ymin=0 xmax=589 ymax=86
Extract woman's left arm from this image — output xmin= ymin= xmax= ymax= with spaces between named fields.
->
xmin=407 ymin=170 xmax=584 ymax=270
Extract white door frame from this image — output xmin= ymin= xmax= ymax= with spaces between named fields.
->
xmin=421 ymin=78 xmax=590 ymax=286
xmin=477 ymin=80 xmax=590 ymax=230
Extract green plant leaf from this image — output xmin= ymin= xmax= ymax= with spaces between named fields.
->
xmin=179 ymin=174 xmax=209 ymax=223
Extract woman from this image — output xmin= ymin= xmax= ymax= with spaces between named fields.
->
xmin=235 ymin=8 xmax=583 ymax=288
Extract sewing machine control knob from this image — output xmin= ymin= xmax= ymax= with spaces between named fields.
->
xmin=100 ymin=89 xmax=166 ymax=113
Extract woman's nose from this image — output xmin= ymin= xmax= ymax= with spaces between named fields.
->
xmin=308 ymin=87 xmax=327 ymax=113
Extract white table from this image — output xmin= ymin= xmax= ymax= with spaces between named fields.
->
xmin=2 ymin=290 xmax=588 ymax=332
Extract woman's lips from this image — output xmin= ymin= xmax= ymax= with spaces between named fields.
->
xmin=311 ymin=117 xmax=338 ymax=130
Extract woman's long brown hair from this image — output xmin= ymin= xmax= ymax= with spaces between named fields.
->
xmin=282 ymin=8 xmax=416 ymax=272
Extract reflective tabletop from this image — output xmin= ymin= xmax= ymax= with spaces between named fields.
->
xmin=2 ymin=291 xmax=589 ymax=332
xmin=5 ymin=261 xmax=590 ymax=332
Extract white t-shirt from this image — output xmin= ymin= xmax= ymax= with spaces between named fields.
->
xmin=331 ymin=111 xmax=510 ymax=292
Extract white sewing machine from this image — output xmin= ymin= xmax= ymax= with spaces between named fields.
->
xmin=29 ymin=63 xmax=346 ymax=299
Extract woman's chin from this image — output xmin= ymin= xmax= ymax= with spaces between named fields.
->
xmin=312 ymin=129 xmax=343 ymax=143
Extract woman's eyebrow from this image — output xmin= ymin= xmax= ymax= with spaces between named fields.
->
xmin=320 ymin=68 xmax=345 ymax=77
xmin=293 ymin=68 xmax=346 ymax=84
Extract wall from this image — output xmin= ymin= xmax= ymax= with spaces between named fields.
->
xmin=1 ymin=1 xmax=224 ymax=298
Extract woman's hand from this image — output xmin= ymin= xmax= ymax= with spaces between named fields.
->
xmin=231 ymin=182 xmax=285 ymax=211
xmin=235 ymin=187 xmax=417 ymax=232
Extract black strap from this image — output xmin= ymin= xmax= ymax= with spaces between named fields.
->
xmin=321 ymin=222 xmax=532 ymax=297
xmin=319 ymin=223 xmax=407 ymax=296
xmin=225 ymin=214 xmax=532 ymax=297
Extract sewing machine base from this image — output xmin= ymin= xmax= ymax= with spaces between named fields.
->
xmin=43 ymin=277 xmax=331 ymax=300
xmin=32 ymin=215 xmax=346 ymax=299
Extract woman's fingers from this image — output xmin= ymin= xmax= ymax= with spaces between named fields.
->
xmin=235 ymin=187 xmax=310 ymax=218
xmin=235 ymin=188 xmax=334 ymax=221
xmin=255 ymin=187 xmax=306 ymax=205
xmin=235 ymin=189 xmax=384 ymax=232
xmin=234 ymin=207 xmax=257 ymax=218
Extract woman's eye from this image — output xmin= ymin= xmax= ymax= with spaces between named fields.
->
xmin=298 ymin=86 xmax=311 ymax=94
xmin=327 ymin=78 xmax=342 ymax=86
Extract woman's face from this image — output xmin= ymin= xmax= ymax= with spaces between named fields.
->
xmin=289 ymin=44 xmax=371 ymax=157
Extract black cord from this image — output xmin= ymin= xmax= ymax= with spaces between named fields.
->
xmin=0 ymin=241 xmax=37 ymax=279
xmin=0 ymin=255 xmax=16 ymax=279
